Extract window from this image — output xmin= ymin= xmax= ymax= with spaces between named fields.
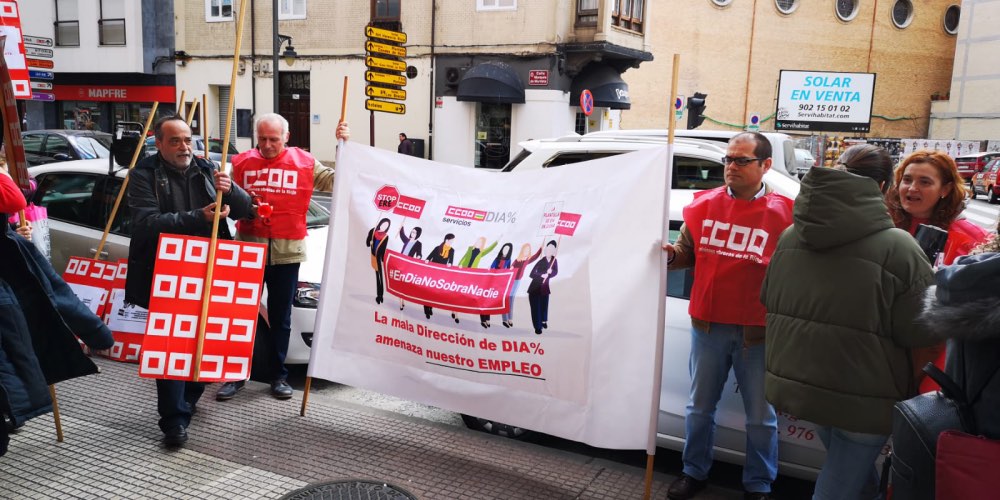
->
xmin=612 ymin=0 xmax=644 ymax=33
xmin=892 ymin=0 xmax=914 ymax=28
xmin=944 ymin=4 xmax=960 ymax=35
xmin=775 ymin=0 xmax=798 ymax=15
xmin=373 ymin=0 xmax=400 ymax=19
xmin=279 ymin=0 xmax=306 ymax=20
xmin=835 ymin=0 xmax=859 ymax=22
xmin=206 ymin=0 xmax=234 ymax=22
xmin=22 ymin=134 xmax=45 ymax=156
xmin=577 ymin=0 xmax=598 ymax=26
xmin=35 ymin=173 xmax=99 ymax=227
xmin=477 ymin=0 xmax=516 ymax=11
xmin=474 ymin=102 xmax=512 ymax=169
xmin=674 ymin=157 xmax=725 ymax=190
xmin=44 ymin=135 xmax=74 ymax=158
xmin=54 ymin=0 xmax=80 ymax=47
xmin=99 ymin=0 xmax=126 ymax=46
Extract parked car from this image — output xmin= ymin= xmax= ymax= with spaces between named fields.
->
xmin=955 ymin=151 xmax=1000 ymax=188
xmin=27 ymin=159 xmax=328 ymax=364
xmin=488 ymin=132 xmax=822 ymax=481
xmin=972 ymin=158 xmax=1000 ymax=203
xmin=22 ymin=130 xmax=113 ymax=166
xmin=793 ymin=148 xmax=817 ymax=178
xmin=143 ymin=135 xmax=240 ymax=164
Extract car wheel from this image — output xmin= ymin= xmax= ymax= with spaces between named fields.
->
xmin=990 ymin=188 xmax=998 ymax=204
xmin=460 ymin=414 xmax=535 ymax=440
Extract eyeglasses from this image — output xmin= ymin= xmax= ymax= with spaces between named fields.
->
xmin=722 ymin=156 xmax=762 ymax=166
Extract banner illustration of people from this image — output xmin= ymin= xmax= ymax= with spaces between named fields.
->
xmin=310 ymin=143 xmax=668 ymax=450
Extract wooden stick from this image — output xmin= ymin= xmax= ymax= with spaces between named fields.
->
xmin=176 ymin=90 xmax=186 ymax=117
xmin=202 ymin=93 xmax=207 ymax=139
xmin=94 ymin=102 xmax=159 ymax=260
xmin=193 ymin=0 xmax=248 ymax=382
xmin=340 ymin=76 xmax=349 ymax=123
xmin=642 ymin=454 xmax=654 ymax=500
xmin=48 ymin=385 xmax=64 ymax=442
xmin=185 ymin=100 xmax=200 ymax=126
xmin=299 ymin=376 xmax=313 ymax=416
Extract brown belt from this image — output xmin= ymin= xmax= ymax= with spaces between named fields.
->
xmin=690 ymin=318 xmax=766 ymax=347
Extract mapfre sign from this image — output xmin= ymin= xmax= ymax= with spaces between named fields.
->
xmin=53 ymin=84 xmax=176 ymax=103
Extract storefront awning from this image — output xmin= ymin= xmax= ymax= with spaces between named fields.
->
xmin=457 ymin=61 xmax=525 ymax=104
xmin=570 ymin=64 xmax=631 ymax=110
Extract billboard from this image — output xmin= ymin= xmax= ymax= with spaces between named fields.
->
xmin=775 ymin=70 xmax=875 ymax=133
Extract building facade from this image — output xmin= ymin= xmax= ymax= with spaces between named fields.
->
xmin=174 ymin=0 xmax=653 ymax=166
xmin=928 ymin=0 xmax=1000 ymax=143
xmin=626 ymin=0 xmax=961 ymax=140
xmin=20 ymin=0 xmax=176 ymax=133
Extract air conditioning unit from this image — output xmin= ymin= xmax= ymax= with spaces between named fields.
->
xmin=444 ymin=66 xmax=466 ymax=87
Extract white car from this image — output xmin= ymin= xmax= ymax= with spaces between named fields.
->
xmin=28 ymin=159 xmax=328 ymax=365
xmin=473 ymin=133 xmax=824 ymax=481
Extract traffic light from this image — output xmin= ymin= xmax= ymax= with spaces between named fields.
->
xmin=687 ymin=92 xmax=707 ymax=129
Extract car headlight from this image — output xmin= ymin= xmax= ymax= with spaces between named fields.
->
xmin=294 ymin=281 xmax=321 ymax=308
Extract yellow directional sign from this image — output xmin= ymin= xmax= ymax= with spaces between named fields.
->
xmin=365 ymin=40 xmax=406 ymax=58
xmin=366 ymin=99 xmax=406 ymax=115
xmin=365 ymin=56 xmax=406 ymax=73
xmin=366 ymin=85 xmax=406 ymax=101
xmin=365 ymin=26 xmax=407 ymax=44
xmin=365 ymin=70 xmax=406 ymax=86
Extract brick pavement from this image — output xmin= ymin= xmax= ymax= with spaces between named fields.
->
xmin=0 ymin=358 xmax=743 ymax=499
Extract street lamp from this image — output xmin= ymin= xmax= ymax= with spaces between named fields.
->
xmin=273 ymin=33 xmax=297 ymax=114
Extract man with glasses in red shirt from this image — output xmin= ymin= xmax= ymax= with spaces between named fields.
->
xmin=661 ymin=132 xmax=793 ymax=500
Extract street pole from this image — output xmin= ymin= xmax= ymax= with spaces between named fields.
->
xmin=272 ymin=0 xmax=279 ymax=114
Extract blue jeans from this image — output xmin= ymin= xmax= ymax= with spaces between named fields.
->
xmin=813 ymin=426 xmax=887 ymax=500
xmin=683 ymin=323 xmax=777 ymax=493
xmin=264 ymin=263 xmax=299 ymax=381
xmin=502 ymin=279 xmax=522 ymax=323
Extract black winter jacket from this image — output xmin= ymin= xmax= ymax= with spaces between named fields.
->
xmin=125 ymin=154 xmax=251 ymax=308
xmin=920 ymin=252 xmax=1000 ymax=439
xmin=0 ymin=224 xmax=114 ymax=455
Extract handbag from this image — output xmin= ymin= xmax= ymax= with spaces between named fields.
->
xmin=886 ymin=363 xmax=969 ymax=500
xmin=935 ymin=430 xmax=1000 ymax=499
xmin=8 ymin=204 xmax=51 ymax=261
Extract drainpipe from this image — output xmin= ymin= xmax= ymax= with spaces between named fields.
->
xmin=272 ymin=0 xmax=279 ymax=114
xmin=741 ymin=0 xmax=759 ymax=127
xmin=427 ymin=0 xmax=436 ymax=160
xmin=250 ymin=0 xmax=257 ymax=147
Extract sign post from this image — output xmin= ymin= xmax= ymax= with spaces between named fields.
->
xmin=580 ymin=89 xmax=595 ymax=117
xmin=774 ymin=70 xmax=876 ymax=133
xmin=364 ymin=24 xmax=408 ymax=146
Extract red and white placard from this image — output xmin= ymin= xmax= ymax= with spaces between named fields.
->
xmin=138 ymin=234 xmax=266 ymax=383
xmin=62 ymin=256 xmax=117 ymax=319
xmin=102 ymin=259 xmax=146 ymax=363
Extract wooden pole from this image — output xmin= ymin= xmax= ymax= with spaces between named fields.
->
xmin=301 ymin=76 xmax=349 ymax=417
xmin=193 ymin=0 xmax=248 ymax=382
xmin=176 ymin=90 xmax=186 ymax=117
xmin=93 ymin=102 xmax=159 ymax=260
xmin=201 ymin=93 xmax=207 ymax=140
xmin=48 ymin=385 xmax=64 ymax=442
xmin=644 ymin=53 xmax=681 ymax=500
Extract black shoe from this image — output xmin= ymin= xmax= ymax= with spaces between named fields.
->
xmin=744 ymin=493 xmax=771 ymax=500
xmin=542 ymin=321 xmax=548 ymax=329
xmin=163 ymin=425 xmax=188 ymax=447
xmin=186 ymin=403 xmax=197 ymax=416
xmin=425 ymin=313 xmax=431 ymax=319
xmin=270 ymin=379 xmax=293 ymax=400
xmin=502 ymin=321 xmax=511 ymax=328
xmin=667 ymin=474 xmax=708 ymax=500
xmin=535 ymin=328 xmax=542 ymax=335
xmin=216 ymin=380 xmax=245 ymax=401
xmin=481 ymin=320 xmax=490 ymax=328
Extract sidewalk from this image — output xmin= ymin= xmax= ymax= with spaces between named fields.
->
xmin=1 ymin=358 xmax=743 ymax=499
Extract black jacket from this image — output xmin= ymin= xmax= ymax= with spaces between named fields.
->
xmin=920 ymin=252 xmax=1000 ymax=439
xmin=125 ymin=154 xmax=252 ymax=307
xmin=0 ymin=224 xmax=114 ymax=455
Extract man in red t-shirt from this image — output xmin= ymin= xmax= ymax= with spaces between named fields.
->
xmin=661 ymin=132 xmax=793 ymax=500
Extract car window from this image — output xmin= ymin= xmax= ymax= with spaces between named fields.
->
xmin=541 ymin=151 xmax=624 ymax=168
xmin=666 ymin=220 xmax=694 ymax=300
xmin=75 ymin=136 xmax=111 ymax=159
xmin=93 ymin=177 xmax=131 ymax=236
xmin=208 ymin=139 xmax=239 ymax=155
xmin=307 ymin=195 xmax=330 ymax=227
xmin=34 ymin=173 xmax=100 ymax=227
xmin=44 ymin=135 xmax=74 ymax=158
xmin=22 ymin=134 xmax=44 ymax=155
xmin=674 ymin=157 xmax=724 ymax=190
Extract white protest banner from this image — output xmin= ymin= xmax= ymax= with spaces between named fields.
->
xmin=309 ymin=143 xmax=668 ymax=450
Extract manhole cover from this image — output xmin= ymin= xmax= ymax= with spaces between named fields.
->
xmin=278 ymin=480 xmax=418 ymax=500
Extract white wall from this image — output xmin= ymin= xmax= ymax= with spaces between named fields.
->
xmin=510 ymin=89 xmax=576 ymax=156
xmin=432 ymin=96 xmax=475 ymax=167
xmin=20 ymin=0 xmax=145 ymax=73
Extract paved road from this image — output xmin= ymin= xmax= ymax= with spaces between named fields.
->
xmin=963 ymin=197 xmax=999 ymax=229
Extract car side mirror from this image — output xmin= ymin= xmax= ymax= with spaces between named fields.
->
xmin=53 ymin=153 xmax=72 ymax=161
